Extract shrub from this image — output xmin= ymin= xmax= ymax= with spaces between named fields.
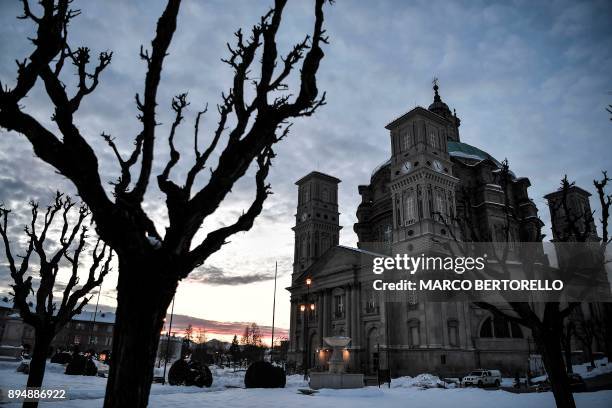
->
xmin=168 ymin=359 xmax=189 ymax=385
xmin=84 ymin=358 xmax=98 ymax=376
xmin=64 ymin=354 xmax=97 ymax=376
xmin=51 ymin=352 xmax=72 ymax=365
xmin=187 ymin=361 xmax=213 ymax=388
xmin=65 ymin=354 xmax=87 ymax=375
xmin=244 ymin=361 xmax=286 ymax=388
xmin=168 ymin=359 xmax=213 ymax=388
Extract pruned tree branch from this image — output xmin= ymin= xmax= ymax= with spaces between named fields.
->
xmin=185 ymin=146 xmax=275 ymax=272
xmin=593 ymin=171 xmax=611 ymax=247
xmin=128 ymin=0 xmax=182 ymax=203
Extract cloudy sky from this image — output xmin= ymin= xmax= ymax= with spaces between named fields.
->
xmin=1 ymin=0 xmax=611 ymax=343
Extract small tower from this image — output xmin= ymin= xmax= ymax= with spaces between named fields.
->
xmin=544 ymin=185 xmax=598 ymax=242
xmin=292 ymin=172 xmax=341 ymax=279
xmin=428 ymin=78 xmax=461 ymax=142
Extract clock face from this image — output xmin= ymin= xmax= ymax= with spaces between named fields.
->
xmin=433 ymin=160 xmax=443 ymax=172
xmin=400 ymin=161 xmax=412 ymax=174
xmin=301 ymin=213 xmax=308 ymax=222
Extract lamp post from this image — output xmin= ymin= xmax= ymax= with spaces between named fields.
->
xmin=162 ymin=295 xmax=175 ymax=385
xmin=302 ymin=277 xmax=313 ymax=380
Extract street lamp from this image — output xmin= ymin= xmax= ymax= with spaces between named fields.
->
xmin=303 ymin=277 xmax=314 ymax=380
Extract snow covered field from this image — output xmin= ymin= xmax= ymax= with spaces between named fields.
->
xmin=1 ymin=360 xmax=612 ymax=408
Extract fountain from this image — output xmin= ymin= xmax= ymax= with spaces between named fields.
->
xmin=308 ymin=336 xmax=364 ymax=389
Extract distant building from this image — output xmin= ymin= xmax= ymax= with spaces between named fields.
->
xmin=0 ymin=297 xmax=114 ymax=355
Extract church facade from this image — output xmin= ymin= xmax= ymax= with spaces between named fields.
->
xmin=286 ymin=83 xmax=598 ymax=377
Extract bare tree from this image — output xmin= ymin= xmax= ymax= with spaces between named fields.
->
xmin=0 ymin=1 xmax=331 ymax=406
xmin=560 ymin=320 xmax=574 ymax=374
xmin=0 ymin=193 xmax=111 ymax=408
xmin=573 ymin=304 xmax=606 ymax=369
xmin=435 ymin=165 xmax=610 ymax=408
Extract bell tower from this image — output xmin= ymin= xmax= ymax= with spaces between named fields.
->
xmin=386 ymin=80 xmax=459 ymax=253
xmin=292 ymin=171 xmax=341 ymax=279
xmin=545 ymin=185 xmax=598 ymax=242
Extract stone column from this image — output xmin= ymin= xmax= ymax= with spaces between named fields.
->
xmin=317 ymin=293 xmax=324 ymax=348
xmin=323 ymin=290 xmax=330 ymax=338
xmin=345 ymin=286 xmax=352 ymax=338
xmin=289 ymin=301 xmax=295 ymax=352
xmin=441 ymin=302 xmax=449 ymax=347
xmin=352 ymin=284 xmax=360 ymax=347
xmin=463 ymin=302 xmax=473 ymax=349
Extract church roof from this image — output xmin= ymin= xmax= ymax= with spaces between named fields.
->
xmin=385 ymin=106 xmax=448 ymax=130
xmin=290 ymin=245 xmax=386 ymax=289
xmin=370 ymin=158 xmax=391 ymax=178
xmin=295 ymin=171 xmax=341 ymax=185
xmin=447 ymin=141 xmax=502 ymax=167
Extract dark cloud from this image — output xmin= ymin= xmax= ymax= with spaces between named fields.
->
xmin=185 ymin=265 xmax=277 ymax=286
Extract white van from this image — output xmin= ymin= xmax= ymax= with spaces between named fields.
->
xmin=461 ymin=369 xmax=502 ymax=387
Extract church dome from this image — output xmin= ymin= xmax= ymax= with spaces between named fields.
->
xmin=447 ymin=140 xmax=502 ymax=167
xmin=428 ymin=81 xmax=452 ymax=119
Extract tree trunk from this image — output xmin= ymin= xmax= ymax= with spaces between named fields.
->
xmin=23 ymin=332 xmax=52 ymax=408
xmin=534 ymin=328 xmax=576 ymax=408
xmin=103 ymin=255 xmax=177 ymax=408
xmin=562 ymin=328 xmax=573 ymax=374
xmin=586 ymin=344 xmax=595 ymax=368
xmin=564 ymin=344 xmax=573 ymax=374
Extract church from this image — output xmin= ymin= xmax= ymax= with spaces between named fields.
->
xmin=286 ymin=82 xmax=600 ymax=377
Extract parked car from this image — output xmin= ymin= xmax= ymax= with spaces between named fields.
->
xmin=535 ymin=373 xmax=586 ymax=393
xmin=461 ymin=369 xmax=502 ymax=387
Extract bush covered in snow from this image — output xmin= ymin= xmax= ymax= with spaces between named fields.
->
xmin=65 ymin=354 xmax=97 ymax=376
xmin=50 ymin=351 xmax=72 ymax=364
xmin=168 ymin=359 xmax=213 ymax=388
xmin=244 ymin=361 xmax=286 ymax=388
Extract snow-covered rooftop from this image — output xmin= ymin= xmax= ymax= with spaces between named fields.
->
xmin=0 ymin=296 xmax=115 ymax=324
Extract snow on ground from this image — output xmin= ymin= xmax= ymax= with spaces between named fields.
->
xmin=1 ymin=360 xmax=612 ymax=408
xmin=532 ymin=358 xmax=612 ymax=383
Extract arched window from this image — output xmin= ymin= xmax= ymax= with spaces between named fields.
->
xmin=321 ymin=188 xmax=329 ymax=202
xmin=435 ymin=191 xmax=446 ymax=218
xmin=480 ymin=318 xmax=493 ymax=337
xmin=404 ymin=193 xmax=416 ymax=225
xmin=333 ymin=288 xmax=346 ymax=319
xmin=510 ymin=321 xmax=524 ymax=339
xmin=321 ymin=235 xmax=330 ymax=253
xmin=401 ymin=130 xmax=411 ymax=151
xmin=479 ymin=316 xmax=523 ymax=338
xmin=429 ymin=132 xmax=439 ymax=150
